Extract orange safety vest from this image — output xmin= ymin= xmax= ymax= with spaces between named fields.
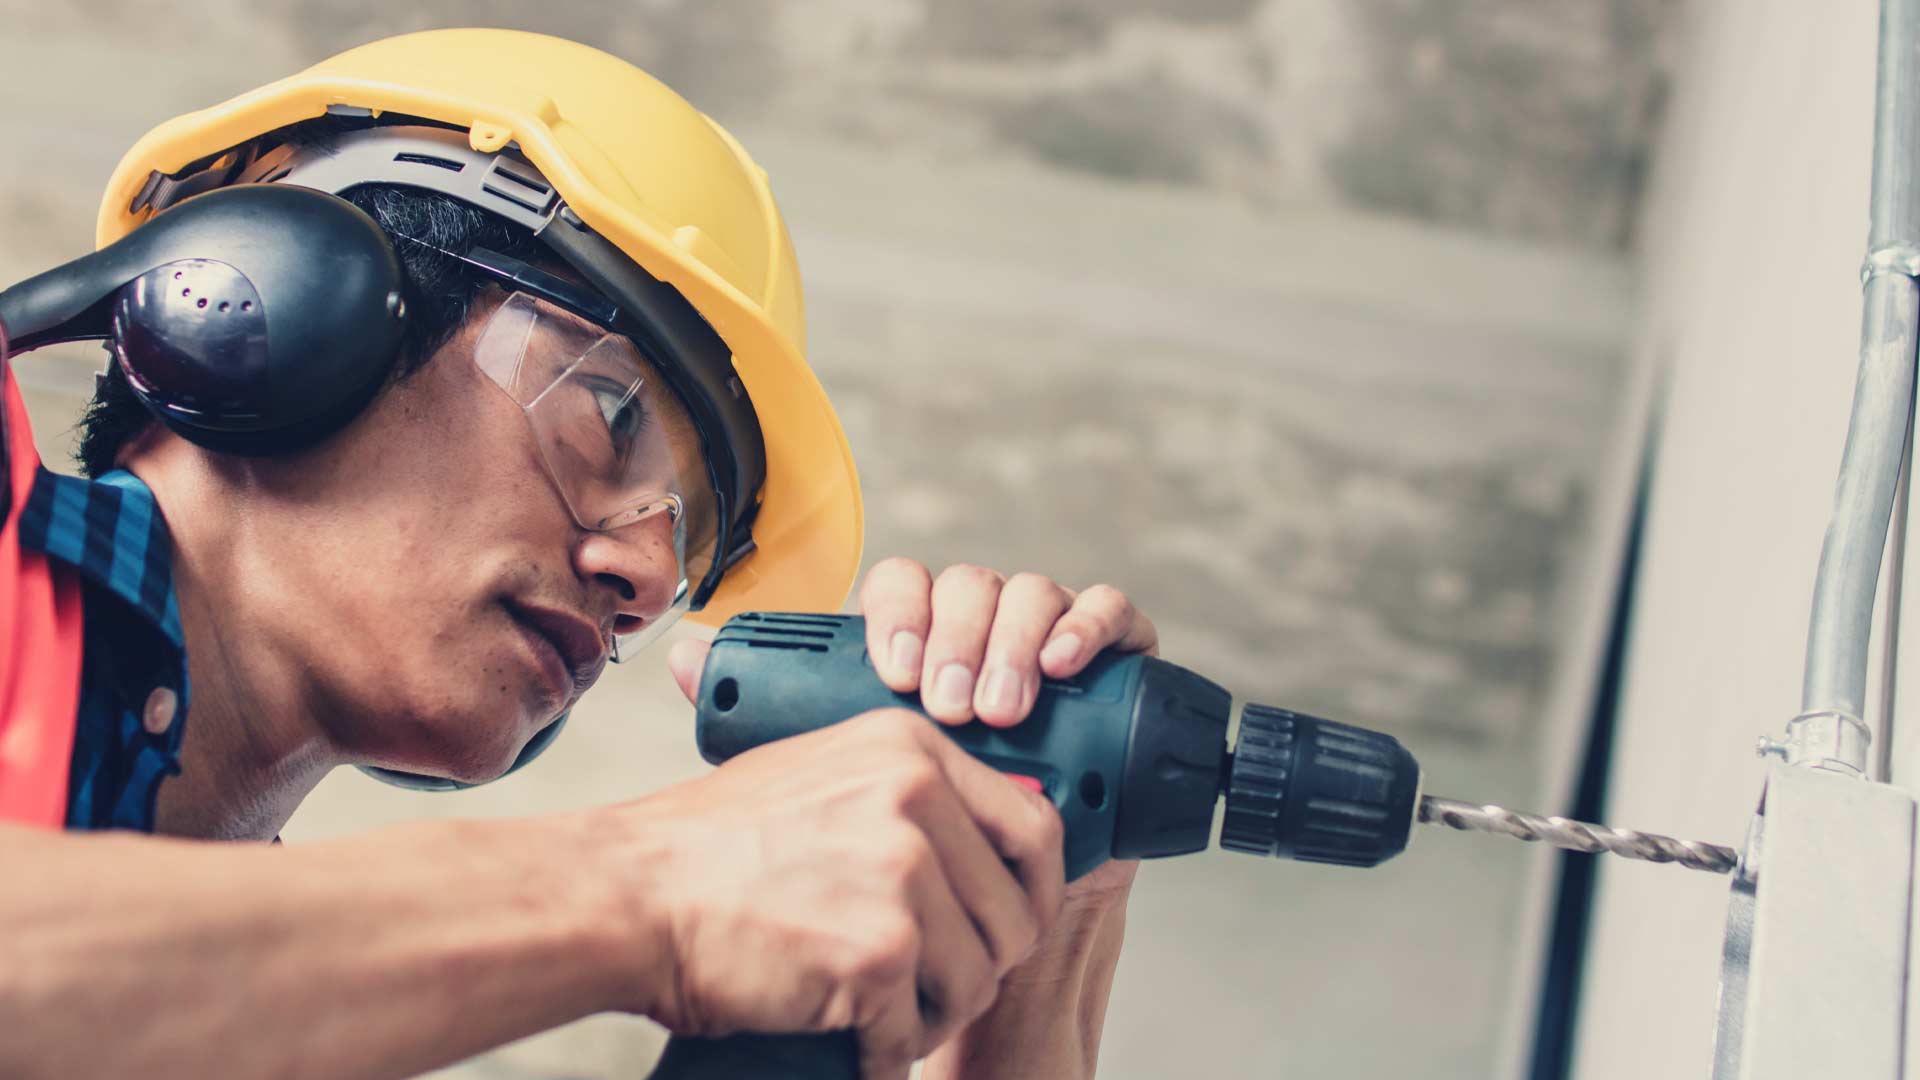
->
xmin=0 ymin=365 xmax=85 ymax=827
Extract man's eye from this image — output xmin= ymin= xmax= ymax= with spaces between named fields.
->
xmin=590 ymin=381 xmax=649 ymax=453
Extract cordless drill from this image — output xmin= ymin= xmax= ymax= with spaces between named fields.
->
xmin=691 ymin=611 xmax=1426 ymax=876
xmin=645 ymin=611 xmax=1425 ymax=1080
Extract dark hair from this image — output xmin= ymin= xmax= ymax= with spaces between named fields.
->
xmin=76 ymin=118 xmax=546 ymax=476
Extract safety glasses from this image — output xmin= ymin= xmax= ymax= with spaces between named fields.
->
xmin=471 ymin=289 xmax=719 ymax=659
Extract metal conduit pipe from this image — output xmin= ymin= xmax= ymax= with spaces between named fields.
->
xmin=1790 ymin=0 xmax=1920 ymax=776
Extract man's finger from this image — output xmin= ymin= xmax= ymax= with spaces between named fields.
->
xmin=974 ymin=572 xmax=1073 ymax=727
xmin=898 ymin=756 xmax=1046 ymax=974
xmin=855 ymin=957 xmax=925 ymax=1080
xmin=1039 ymin=583 xmax=1159 ymax=679
xmin=901 ymin=850 xmax=1000 ymax=1043
xmin=859 ymin=557 xmax=935 ymax=693
xmin=908 ymin=722 xmax=1066 ymax=941
xmin=666 ymin=638 xmax=709 ymax=705
xmin=919 ymin=565 xmax=1005 ymax=725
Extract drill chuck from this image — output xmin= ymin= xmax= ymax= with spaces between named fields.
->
xmin=1220 ymin=704 xmax=1422 ymax=867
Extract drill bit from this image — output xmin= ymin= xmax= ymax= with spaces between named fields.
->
xmin=1418 ymin=795 xmax=1738 ymax=874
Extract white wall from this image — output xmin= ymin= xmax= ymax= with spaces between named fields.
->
xmin=1572 ymin=3 xmax=1884 ymax=1076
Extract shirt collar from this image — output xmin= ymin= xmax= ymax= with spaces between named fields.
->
xmin=18 ymin=466 xmax=182 ymax=647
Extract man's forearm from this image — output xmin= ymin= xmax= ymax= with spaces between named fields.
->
xmin=923 ymin=898 xmax=1128 ymax=1080
xmin=0 ymin=815 xmax=644 ymax=1079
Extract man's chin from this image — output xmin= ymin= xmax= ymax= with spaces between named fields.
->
xmin=363 ymin=711 xmax=553 ymax=785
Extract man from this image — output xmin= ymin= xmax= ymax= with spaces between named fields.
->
xmin=0 ymin=29 xmax=1158 ymax=1080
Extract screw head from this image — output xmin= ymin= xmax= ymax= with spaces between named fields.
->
xmin=1756 ymin=735 xmax=1789 ymax=760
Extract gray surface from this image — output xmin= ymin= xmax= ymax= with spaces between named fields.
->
xmin=1713 ymin=768 xmax=1914 ymax=1080
xmin=0 ymin=7 xmax=1638 ymax=1078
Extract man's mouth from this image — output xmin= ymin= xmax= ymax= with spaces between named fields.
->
xmin=503 ymin=601 xmax=609 ymax=697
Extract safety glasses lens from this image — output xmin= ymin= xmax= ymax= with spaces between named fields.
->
xmin=471 ymin=291 xmax=721 ymax=655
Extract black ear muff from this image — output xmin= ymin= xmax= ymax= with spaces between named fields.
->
xmin=354 ymin=712 xmax=571 ymax=792
xmin=0 ymin=184 xmax=407 ymax=455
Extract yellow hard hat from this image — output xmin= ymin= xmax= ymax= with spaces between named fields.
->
xmin=95 ymin=28 xmax=863 ymax=626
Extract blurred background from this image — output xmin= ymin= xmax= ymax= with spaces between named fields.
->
xmin=2 ymin=2 xmax=1690 ymax=1077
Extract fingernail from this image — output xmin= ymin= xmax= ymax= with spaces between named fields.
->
xmin=889 ymin=631 xmax=923 ymax=679
xmin=983 ymin=667 xmax=1022 ymax=715
xmin=1040 ymin=634 xmax=1083 ymax=670
xmin=931 ymin=663 xmax=974 ymax=714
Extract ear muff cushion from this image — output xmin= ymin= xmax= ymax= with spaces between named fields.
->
xmin=105 ymin=186 xmax=407 ymax=455
xmin=122 ymin=340 xmax=393 ymax=457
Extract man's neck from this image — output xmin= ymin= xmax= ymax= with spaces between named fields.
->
xmin=129 ymin=451 xmax=341 ymax=841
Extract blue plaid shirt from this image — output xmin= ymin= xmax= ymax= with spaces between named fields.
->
xmin=16 ymin=465 xmax=188 ymax=832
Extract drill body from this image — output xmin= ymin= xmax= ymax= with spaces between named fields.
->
xmin=693 ymin=612 xmax=1421 ymax=879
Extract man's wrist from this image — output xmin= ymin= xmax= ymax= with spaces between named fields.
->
xmin=924 ymin=890 xmax=1131 ymax=1080
xmin=1011 ymin=891 xmax=1128 ymax=986
xmin=525 ymin=807 xmax=679 ymax=1018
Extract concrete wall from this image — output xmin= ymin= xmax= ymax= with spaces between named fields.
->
xmin=6 ymin=0 xmax=1682 ymax=249
xmin=1572 ymin=3 xmax=1883 ymax=1076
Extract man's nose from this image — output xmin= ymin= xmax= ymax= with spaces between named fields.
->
xmin=573 ymin=510 xmax=683 ymax=621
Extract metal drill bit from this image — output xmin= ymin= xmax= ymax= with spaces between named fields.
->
xmin=1418 ymin=795 xmax=1738 ymax=875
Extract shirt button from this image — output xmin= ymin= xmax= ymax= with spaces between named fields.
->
xmin=142 ymin=687 xmax=178 ymax=736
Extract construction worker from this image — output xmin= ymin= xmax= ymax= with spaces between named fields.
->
xmin=0 ymin=30 xmax=1160 ymax=1080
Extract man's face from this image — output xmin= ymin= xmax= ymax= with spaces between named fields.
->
xmin=224 ymin=289 xmax=700 ymax=782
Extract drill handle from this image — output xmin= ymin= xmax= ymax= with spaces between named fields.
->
xmin=645 ymin=1032 xmax=858 ymax=1080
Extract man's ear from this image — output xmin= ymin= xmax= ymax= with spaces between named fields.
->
xmin=113 ymin=417 xmax=234 ymax=493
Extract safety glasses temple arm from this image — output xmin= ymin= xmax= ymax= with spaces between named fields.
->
xmin=392 ymin=236 xmax=622 ymax=331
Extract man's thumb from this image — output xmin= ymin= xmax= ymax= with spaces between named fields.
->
xmin=666 ymin=638 xmax=711 ymax=704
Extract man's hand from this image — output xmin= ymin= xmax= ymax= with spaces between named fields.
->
xmin=665 ymin=559 xmax=1161 ymax=1077
xmin=852 ymin=557 xmax=1159 ymax=728
xmin=852 ymin=558 xmax=1158 ymax=904
xmin=609 ymin=708 xmax=1064 ymax=1080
